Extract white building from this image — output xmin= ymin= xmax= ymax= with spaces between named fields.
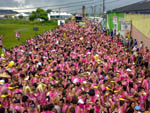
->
xmin=14 ymin=13 xmax=29 ymax=20
xmin=88 ymin=17 xmax=103 ymax=23
xmin=0 ymin=15 xmax=5 ymax=19
xmin=48 ymin=12 xmax=72 ymax=20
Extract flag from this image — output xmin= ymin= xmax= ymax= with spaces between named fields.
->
xmin=64 ymin=33 xmax=67 ymax=38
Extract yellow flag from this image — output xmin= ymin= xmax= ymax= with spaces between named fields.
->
xmin=64 ymin=33 xmax=67 ymax=38
xmin=114 ymin=90 xmax=119 ymax=93
xmin=106 ymin=87 xmax=111 ymax=90
xmin=1 ymin=95 xmax=8 ymax=98
xmin=94 ymin=54 xmax=99 ymax=60
xmin=120 ymin=98 xmax=125 ymax=101
xmin=93 ymin=86 xmax=98 ymax=89
xmin=111 ymin=81 xmax=115 ymax=83
xmin=35 ymin=74 xmax=39 ymax=77
xmin=72 ymin=16 xmax=75 ymax=20
xmin=33 ymin=59 xmax=37 ymax=62
xmin=1 ymin=53 xmax=4 ymax=57
xmin=5 ymin=66 xmax=9 ymax=69
xmin=8 ymin=86 xmax=16 ymax=90
xmin=8 ymin=61 xmax=14 ymax=67
xmin=49 ymin=76 xmax=54 ymax=80
xmin=48 ymin=60 xmax=52 ymax=62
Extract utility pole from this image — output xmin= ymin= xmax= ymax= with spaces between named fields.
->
xmin=91 ymin=6 xmax=94 ymax=17
xmin=100 ymin=4 xmax=102 ymax=16
xmin=102 ymin=0 xmax=105 ymax=15
xmin=59 ymin=8 xmax=61 ymax=20
xmin=94 ymin=5 xmax=97 ymax=17
xmin=82 ymin=6 xmax=86 ymax=17
xmin=94 ymin=5 xmax=97 ymax=22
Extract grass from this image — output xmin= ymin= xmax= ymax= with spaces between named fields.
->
xmin=0 ymin=19 xmax=57 ymax=26
xmin=0 ymin=19 xmax=58 ymax=53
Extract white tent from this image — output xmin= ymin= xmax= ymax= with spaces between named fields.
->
xmin=15 ymin=13 xmax=29 ymax=20
xmin=15 ymin=13 xmax=29 ymax=17
xmin=48 ymin=12 xmax=72 ymax=20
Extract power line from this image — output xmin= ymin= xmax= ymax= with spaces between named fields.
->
xmin=0 ymin=0 xmax=121 ymax=15
xmin=103 ymin=0 xmax=105 ymax=14
xmin=37 ymin=0 xmax=95 ymax=9
xmin=47 ymin=0 xmax=100 ymax=10
xmin=6 ymin=0 xmax=113 ymax=11
xmin=0 ymin=0 xmax=142 ymax=12
xmin=57 ymin=0 xmax=117 ymax=12
xmin=65 ymin=0 xmax=121 ymax=13
xmin=9 ymin=0 xmax=95 ymax=10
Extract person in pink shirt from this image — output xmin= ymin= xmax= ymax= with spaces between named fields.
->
xmin=0 ymin=20 xmax=150 ymax=112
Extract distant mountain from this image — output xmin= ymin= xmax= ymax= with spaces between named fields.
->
xmin=0 ymin=9 xmax=18 ymax=15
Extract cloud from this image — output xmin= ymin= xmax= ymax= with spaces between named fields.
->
xmin=13 ymin=0 xmax=26 ymax=7
xmin=0 ymin=0 xmax=143 ymax=13
xmin=13 ymin=0 xmax=25 ymax=4
xmin=0 ymin=4 xmax=34 ymax=12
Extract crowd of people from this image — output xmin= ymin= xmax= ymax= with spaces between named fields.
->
xmin=0 ymin=20 xmax=150 ymax=113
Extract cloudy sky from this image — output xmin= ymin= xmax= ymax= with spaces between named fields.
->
xmin=0 ymin=0 xmax=143 ymax=13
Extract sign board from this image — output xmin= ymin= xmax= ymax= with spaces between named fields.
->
xmin=58 ymin=20 xmax=65 ymax=26
xmin=120 ymin=21 xmax=132 ymax=38
xmin=113 ymin=24 xmax=117 ymax=31
xmin=119 ymin=18 xmax=125 ymax=22
xmin=121 ymin=22 xmax=131 ymax=31
xmin=79 ymin=22 xmax=86 ymax=27
xmin=33 ymin=27 xmax=39 ymax=31
xmin=113 ymin=16 xmax=117 ymax=24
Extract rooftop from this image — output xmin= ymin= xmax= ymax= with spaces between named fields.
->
xmin=108 ymin=0 xmax=150 ymax=14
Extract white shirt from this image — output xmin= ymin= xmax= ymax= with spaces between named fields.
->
xmin=132 ymin=46 xmax=137 ymax=52
xmin=55 ymin=105 xmax=61 ymax=113
xmin=139 ymin=43 xmax=143 ymax=49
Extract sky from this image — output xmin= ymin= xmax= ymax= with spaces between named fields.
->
xmin=0 ymin=0 xmax=143 ymax=13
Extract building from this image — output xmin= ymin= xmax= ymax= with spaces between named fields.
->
xmin=88 ymin=17 xmax=103 ymax=23
xmin=48 ymin=12 xmax=72 ymax=20
xmin=0 ymin=15 xmax=5 ymax=19
xmin=14 ymin=13 xmax=29 ymax=20
xmin=107 ymin=0 xmax=150 ymax=48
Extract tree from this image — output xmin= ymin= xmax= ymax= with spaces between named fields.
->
xmin=72 ymin=13 xmax=77 ymax=16
xmin=29 ymin=11 xmax=36 ymax=21
xmin=18 ymin=15 xmax=23 ymax=19
xmin=47 ymin=9 xmax=52 ymax=13
xmin=29 ymin=8 xmax=48 ymax=21
xmin=85 ymin=13 xmax=89 ymax=17
xmin=36 ymin=8 xmax=48 ymax=21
